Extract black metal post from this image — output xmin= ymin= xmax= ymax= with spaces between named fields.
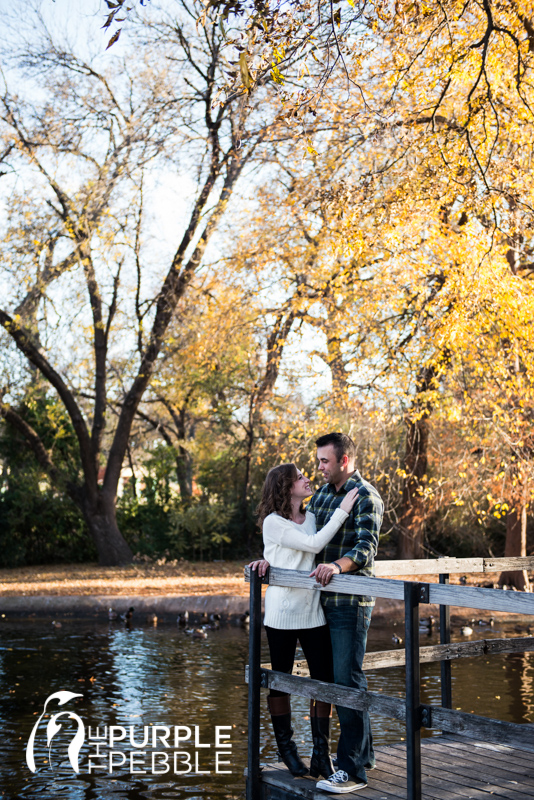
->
xmin=439 ymin=573 xmax=452 ymax=709
xmin=404 ymin=581 xmax=422 ymax=800
xmin=246 ymin=568 xmax=262 ymax=800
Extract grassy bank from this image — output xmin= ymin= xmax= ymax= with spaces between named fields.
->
xmin=0 ymin=560 xmax=250 ymax=597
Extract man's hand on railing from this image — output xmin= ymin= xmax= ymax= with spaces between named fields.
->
xmin=310 ymin=563 xmax=338 ymax=586
xmin=248 ymin=559 xmax=270 ymax=577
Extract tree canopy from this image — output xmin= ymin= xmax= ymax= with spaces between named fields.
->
xmin=0 ymin=0 xmax=532 ymax=574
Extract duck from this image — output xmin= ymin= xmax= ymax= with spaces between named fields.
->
xmin=240 ymin=610 xmax=250 ymax=628
xmin=119 ymin=606 xmax=135 ymax=622
xmin=419 ymin=615 xmax=435 ymax=634
xmin=392 ymin=634 xmax=403 ymax=644
xmin=461 ymin=624 xmax=474 ymax=636
xmin=108 ymin=607 xmax=118 ymax=621
xmin=51 ymin=620 xmax=62 ymax=628
xmin=146 ymin=613 xmax=158 ymax=625
xmin=177 ymin=611 xmax=189 ymax=626
xmin=185 ymin=628 xmax=208 ymax=639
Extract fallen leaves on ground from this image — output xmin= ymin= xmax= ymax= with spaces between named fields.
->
xmin=0 ymin=561 xmax=251 ymax=597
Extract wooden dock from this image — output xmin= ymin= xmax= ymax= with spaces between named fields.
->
xmin=245 ymin=559 xmax=534 ymax=800
xmin=258 ymin=734 xmax=534 ymax=799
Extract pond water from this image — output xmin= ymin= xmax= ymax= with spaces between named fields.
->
xmin=1 ymin=615 xmax=533 ymax=800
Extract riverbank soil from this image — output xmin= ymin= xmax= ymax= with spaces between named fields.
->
xmin=0 ymin=561 xmax=250 ymax=597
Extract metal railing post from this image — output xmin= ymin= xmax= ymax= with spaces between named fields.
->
xmin=439 ymin=573 xmax=452 ymax=709
xmin=246 ymin=568 xmax=262 ymax=800
xmin=405 ymin=581 xmax=422 ymax=800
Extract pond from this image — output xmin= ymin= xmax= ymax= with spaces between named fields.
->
xmin=1 ymin=615 xmax=533 ymax=799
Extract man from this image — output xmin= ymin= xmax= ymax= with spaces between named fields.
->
xmin=308 ymin=431 xmax=383 ymax=794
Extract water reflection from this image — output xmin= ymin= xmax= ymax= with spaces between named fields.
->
xmin=0 ymin=616 xmax=532 ymax=799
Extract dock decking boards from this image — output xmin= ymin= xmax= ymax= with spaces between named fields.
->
xmin=256 ymin=734 xmax=534 ymax=799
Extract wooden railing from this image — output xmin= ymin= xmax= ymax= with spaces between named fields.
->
xmin=245 ymin=557 xmax=534 ymax=800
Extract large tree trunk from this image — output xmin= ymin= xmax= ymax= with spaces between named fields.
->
xmin=171 ymin=404 xmax=193 ymax=500
xmin=81 ymin=492 xmax=133 ymax=566
xmin=326 ymin=334 xmax=350 ymax=406
xmin=397 ymin=412 xmax=430 ymax=559
xmin=396 ymin=365 xmax=435 ymax=559
xmin=241 ymin=424 xmax=255 ymax=555
xmin=175 ymin=445 xmax=193 ymax=500
xmin=499 ymin=478 xmax=530 ymax=591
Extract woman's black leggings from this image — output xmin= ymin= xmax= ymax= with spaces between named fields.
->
xmin=265 ymin=624 xmax=334 ymax=698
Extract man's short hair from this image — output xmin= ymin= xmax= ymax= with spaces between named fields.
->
xmin=315 ymin=432 xmax=356 ymax=463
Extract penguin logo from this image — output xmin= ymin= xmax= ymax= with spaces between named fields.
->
xmin=26 ymin=691 xmax=85 ymax=773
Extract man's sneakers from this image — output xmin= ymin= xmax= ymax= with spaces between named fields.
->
xmin=316 ymin=769 xmax=367 ymax=793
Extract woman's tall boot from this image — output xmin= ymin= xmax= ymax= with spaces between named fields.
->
xmin=309 ymin=700 xmax=334 ymax=779
xmin=267 ymin=695 xmax=308 ymax=777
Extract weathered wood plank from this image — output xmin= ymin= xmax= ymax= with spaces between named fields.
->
xmin=265 ymin=567 xmax=407 ymax=600
xmin=378 ymin=744 xmax=534 ymax=800
xmin=245 ymin=557 xmax=534 ymax=583
xmin=245 ymin=565 xmax=534 ymax=614
xmin=422 ymin=739 xmax=534 ymax=779
xmin=244 ymin=565 xmax=405 ymax=599
xmin=412 ymin=743 xmax=534 ymax=795
xmin=245 ymin=667 xmax=406 ymax=719
xmin=264 ymin=636 xmax=534 ymax=674
xmin=483 ymin=557 xmax=534 ymax=572
xmin=364 ymin=635 xmax=534 ymax=669
xmin=287 ymin=760 xmax=415 ymax=800
xmin=255 ymin=766 xmax=393 ymax=799
xmin=376 ymin=749 xmax=495 ymax=800
xmin=485 ymin=635 xmax=534 ymax=654
xmin=381 ymin=744 xmax=534 ymax=800
xmin=374 ymin=558 xmax=485 ymax=576
xmin=374 ymin=556 xmax=534 ymax=576
xmin=363 ymin=640 xmax=485 ymax=669
xmin=427 ymin=582 xmax=534 ymax=614
xmin=439 ymin=734 xmax=534 ymax=764
xmin=427 ymin=704 xmax=534 ymax=749
xmin=259 ymin=738 xmax=534 ymax=800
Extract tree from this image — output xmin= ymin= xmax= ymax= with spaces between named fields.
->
xmin=0 ymin=2 xmax=281 ymax=564
xmin=0 ymin=390 xmax=92 ymax=567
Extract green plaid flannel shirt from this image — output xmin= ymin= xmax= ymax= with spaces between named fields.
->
xmin=307 ymin=470 xmax=384 ymax=607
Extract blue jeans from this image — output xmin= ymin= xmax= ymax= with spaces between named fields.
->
xmin=323 ymin=603 xmax=374 ymax=783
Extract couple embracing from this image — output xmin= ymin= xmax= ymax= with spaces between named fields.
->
xmin=249 ymin=432 xmax=384 ymax=794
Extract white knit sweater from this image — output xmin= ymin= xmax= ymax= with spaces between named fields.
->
xmin=262 ymin=507 xmax=349 ymax=630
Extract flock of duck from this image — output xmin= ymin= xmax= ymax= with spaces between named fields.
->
xmin=51 ymin=609 xmax=534 ymax=645
xmin=391 ymin=616 xmax=498 ymax=644
xmin=103 ymin=606 xmax=251 ymax=637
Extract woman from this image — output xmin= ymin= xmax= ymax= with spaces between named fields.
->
xmin=249 ymin=463 xmax=358 ymax=780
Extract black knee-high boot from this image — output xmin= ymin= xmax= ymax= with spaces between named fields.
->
xmin=309 ymin=700 xmax=334 ymax=779
xmin=268 ymin=695 xmax=308 ymax=777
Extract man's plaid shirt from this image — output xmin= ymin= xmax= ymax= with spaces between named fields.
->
xmin=307 ymin=470 xmax=384 ymax=607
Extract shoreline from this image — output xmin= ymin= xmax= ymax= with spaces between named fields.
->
xmin=1 ymin=593 xmax=530 ymax=625
xmin=1 ymin=562 xmax=532 ymax=624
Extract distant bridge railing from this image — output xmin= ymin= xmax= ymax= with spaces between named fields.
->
xmin=244 ymin=557 xmax=534 ymax=800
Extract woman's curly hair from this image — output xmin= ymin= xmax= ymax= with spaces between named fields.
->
xmin=256 ymin=463 xmax=304 ymax=528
